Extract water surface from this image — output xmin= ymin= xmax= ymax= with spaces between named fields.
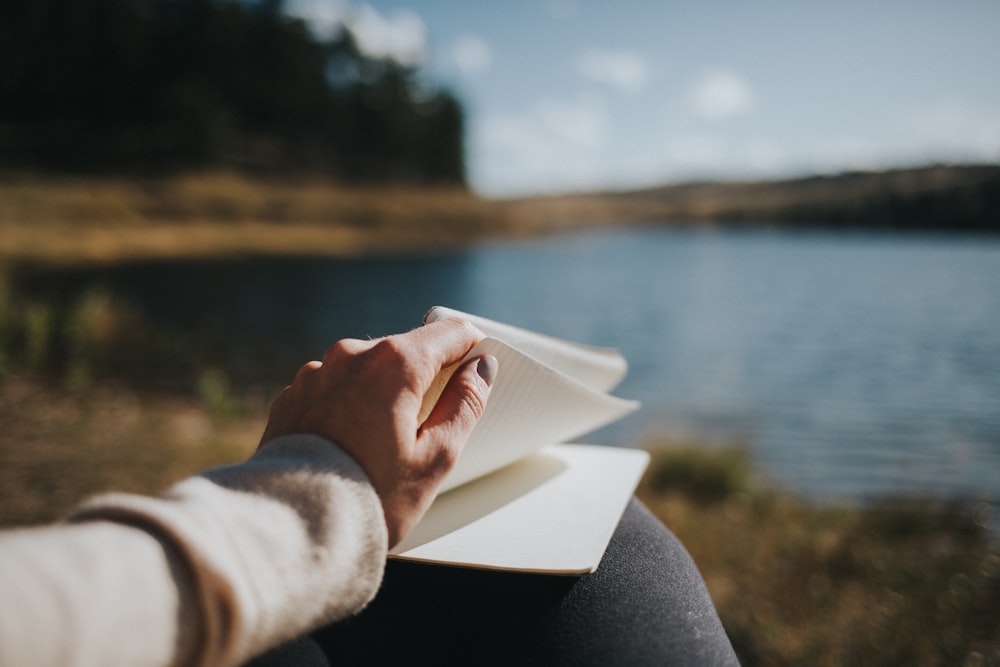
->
xmin=48 ymin=226 xmax=1000 ymax=502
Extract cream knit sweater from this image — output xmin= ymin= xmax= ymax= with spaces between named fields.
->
xmin=0 ymin=434 xmax=388 ymax=667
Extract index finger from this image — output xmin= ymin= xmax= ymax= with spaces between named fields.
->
xmin=397 ymin=317 xmax=484 ymax=425
xmin=404 ymin=317 xmax=485 ymax=371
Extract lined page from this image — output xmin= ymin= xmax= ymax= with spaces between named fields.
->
xmin=439 ymin=338 xmax=639 ymax=492
xmin=425 ymin=306 xmax=628 ymax=392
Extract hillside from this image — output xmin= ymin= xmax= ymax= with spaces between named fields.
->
xmin=507 ymin=164 xmax=1000 ymax=233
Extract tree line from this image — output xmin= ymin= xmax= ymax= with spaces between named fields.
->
xmin=0 ymin=0 xmax=466 ymax=184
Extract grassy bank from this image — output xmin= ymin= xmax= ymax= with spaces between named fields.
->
xmin=1 ymin=375 xmax=997 ymax=666
xmin=510 ymin=163 xmax=1000 ymax=233
xmin=0 ymin=172 xmax=518 ymax=267
xmin=639 ymin=445 xmax=1000 ymax=666
xmin=0 ymin=376 xmax=263 ymax=525
xmin=2 ymin=165 xmax=998 ymax=267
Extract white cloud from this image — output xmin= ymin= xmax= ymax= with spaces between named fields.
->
xmin=478 ymin=116 xmax=551 ymax=171
xmin=285 ymin=0 xmax=349 ymax=40
xmin=285 ymin=1 xmax=427 ymax=66
xmin=577 ymin=49 xmax=649 ymax=93
xmin=474 ymin=95 xmax=610 ymax=194
xmin=689 ymin=68 xmax=755 ymax=121
xmin=350 ymin=4 xmax=426 ymax=66
xmin=451 ymin=35 xmax=493 ymax=77
xmin=538 ymin=96 xmax=608 ymax=148
xmin=480 ymin=95 xmax=607 ymax=155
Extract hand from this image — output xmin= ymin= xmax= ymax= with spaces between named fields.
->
xmin=258 ymin=318 xmax=497 ymax=546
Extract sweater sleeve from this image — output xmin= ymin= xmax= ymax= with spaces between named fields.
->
xmin=0 ymin=434 xmax=388 ymax=667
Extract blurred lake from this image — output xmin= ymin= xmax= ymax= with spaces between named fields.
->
xmin=46 ymin=226 xmax=1000 ymax=503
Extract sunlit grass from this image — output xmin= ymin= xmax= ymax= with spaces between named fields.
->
xmin=0 ymin=376 xmax=264 ymax=526
xmin=0 ymin=172 xmax=515 ymax=266
xmin=3 ymin=165 xmax=995 ymax=267
xmin=638 ymin=441 xmax=1000 ymax=666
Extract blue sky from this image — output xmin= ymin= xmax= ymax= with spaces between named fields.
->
xmin=286 ymin=1 xmax=1000 ymax=196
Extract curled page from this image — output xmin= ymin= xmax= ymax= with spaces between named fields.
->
xmin=425 ymin=306 xmax=628 ymax=392
xmin=419 ymin=307 xmax=639 ymax=492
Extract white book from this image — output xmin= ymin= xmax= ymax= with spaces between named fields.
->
xmin=388 ymin=307 xmax=647 ymax=575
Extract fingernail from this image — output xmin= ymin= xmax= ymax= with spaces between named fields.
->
xmin=476 ymin=355 xmax=498 ymax=387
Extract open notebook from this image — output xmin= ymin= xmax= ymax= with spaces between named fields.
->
xmin=388 ymin=307 xmax=647 ymax=575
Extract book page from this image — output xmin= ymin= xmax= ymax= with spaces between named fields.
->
xmin=437 ymin=338 xmax=639 ymax=492
xmin=425 ymin=306 xmax=628 ymax=392
xmin=390 ymin=444 xmax=650 ymax=574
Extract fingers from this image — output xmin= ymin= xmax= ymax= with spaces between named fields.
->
xmin=419 ymin=355 xmax=497 ymax=467
xmin=294 ymin=359 xmax=323 ymax=382
xmin=317 ymin=318 xmax=483 ymax=402
xmin=407 ymin=316 xmax=486 ymax=373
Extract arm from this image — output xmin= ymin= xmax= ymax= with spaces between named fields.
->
xmin=0 ymin=318 xmax=496 ymax=667
xmin=0 ymin=436 xmax=384 ymax=667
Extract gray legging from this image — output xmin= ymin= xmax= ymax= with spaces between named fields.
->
xmin=248 ymin=498 xmax=739 ymax=666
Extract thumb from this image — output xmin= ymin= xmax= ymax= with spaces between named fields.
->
xmin=418 ymin=355 xmax=497 ymax=462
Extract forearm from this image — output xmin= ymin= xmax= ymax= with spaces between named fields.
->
xmin=0 ymin=435 xmax=387 ymax=667
xmin=0 ymin=520 xmax=199 ymax=667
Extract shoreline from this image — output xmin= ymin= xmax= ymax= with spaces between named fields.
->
xmin=2 ymin=164 xmax=998 ymax=268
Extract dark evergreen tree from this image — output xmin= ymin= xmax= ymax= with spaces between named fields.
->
xmin=0 ymin=0 xmax=466 ymax=184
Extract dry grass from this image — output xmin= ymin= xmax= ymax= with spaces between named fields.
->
xmin=0 ymin=376 xmax=264 ymax=526
xmin=6 ymin=164 xmax=993 ymax=268
xmin=637 ymin=445 xmax=1000 ymax=667
xmin=0 ymin=172 xmax=522 ymax=266
xmin=1 ymin=169 xmax=689 ymax=270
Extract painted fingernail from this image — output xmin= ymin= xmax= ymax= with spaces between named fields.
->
xmin=477 ymin=355 xmax=498 ymax=387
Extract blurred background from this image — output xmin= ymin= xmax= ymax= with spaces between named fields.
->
xmin=1 ymin=1 xmax=999 ymax=664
